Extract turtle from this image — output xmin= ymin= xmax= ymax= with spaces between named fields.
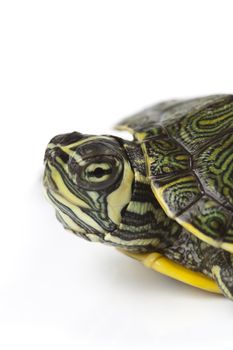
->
xmin=43 ymin=94 xmax=233 ymax=300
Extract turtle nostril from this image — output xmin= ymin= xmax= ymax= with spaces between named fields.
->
xmin=44 ymin=146 xmax=70 ymax=164
xmin=44 ymin=131 xmax=85 ymax=163
xmin=44 ymin=147 xmax=56 ymax=163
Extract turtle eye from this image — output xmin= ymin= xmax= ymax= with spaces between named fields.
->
xmin=84 ymin=162 xmax=113 ymax=183
xmin=68 ymin=139 xmax=125 ymax=191
xmin=72 ymin=156 xmax=123 ymax=191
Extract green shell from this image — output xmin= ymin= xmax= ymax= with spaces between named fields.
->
xmin=116 ymin=95 xmax=233 ymax=253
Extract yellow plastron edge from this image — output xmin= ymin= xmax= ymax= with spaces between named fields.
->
xmin=120 ymin=250 xmax=222 ymax=295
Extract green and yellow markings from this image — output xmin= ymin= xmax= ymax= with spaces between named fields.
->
xmin=212 ymin=266 xmax=233 ymax=299
xmin=47 ymin=162 xmax=90 ymax=209
xmin=47 ymin=187 xmax=106 ymax=234
xmin=176 ymin=217 xmax=222 ymax=248
xmin=107 ymin=159 xmax=134 ymax=225
xmin=148 ymin=162 xmax=233 ymax=254
xmin=106 ymin=234 xmax=160 ymax=247
xmin=150 ymin=175 xmax=200 ymax=219
xmin=151 ymin=177 xmax=233 ymax=254
xmin=56 ymin=208 xmax=86 ymax=234
xmin=176 ymin=216 xmax=233 ymax=254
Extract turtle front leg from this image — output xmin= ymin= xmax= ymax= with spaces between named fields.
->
xmin=205 ymin=251 xmax=233 ymax=300
xmin=161 ymin=230 xmax=233 ymax=300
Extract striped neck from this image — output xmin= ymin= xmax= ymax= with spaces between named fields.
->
xmin=104 ymin=141 xmax=182 ymax=252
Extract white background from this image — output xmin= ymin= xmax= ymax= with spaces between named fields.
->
xmin=1 ymin=1 xmax=233 ymax=349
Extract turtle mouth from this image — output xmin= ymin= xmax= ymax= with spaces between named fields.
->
xmin=44 ymin=186 xmax=107 ymax=240
xmin=43 ymin=166 xmax=109 ymax=241
xmin=54 ymin=209 xmax=96 ymax=241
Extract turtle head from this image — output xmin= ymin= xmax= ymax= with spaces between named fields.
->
xmin=43 ymin=132 xmax=134 ymax=244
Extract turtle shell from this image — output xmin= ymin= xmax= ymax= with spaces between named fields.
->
xmin=116 ymin=95 xmax=233 ymax=253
